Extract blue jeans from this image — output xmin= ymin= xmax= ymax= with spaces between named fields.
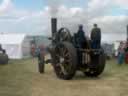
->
xmin=91 ymin=40 xmax=101 ymax=49
xmin=118 ymin=53 xmax=124 ymax=64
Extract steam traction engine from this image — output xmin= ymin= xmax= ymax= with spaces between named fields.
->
xmin=38 ymin=18 xmax=106 ymax=80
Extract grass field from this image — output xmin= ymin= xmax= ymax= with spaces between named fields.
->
xmin=0 ymin=58 xmax=128 ymax=96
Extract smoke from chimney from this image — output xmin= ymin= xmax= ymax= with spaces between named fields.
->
xmin=46 ymin=0 xmax=89 ymax=35
xmin=47 ymin=0 xmax=62 ymax=17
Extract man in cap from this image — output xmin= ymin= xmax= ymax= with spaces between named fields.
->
xmin=76 ymin=25 xmax=86 ymax=64
xmin=91 ymin=24 xmax=101 ymax=49
xmin=76 ymin=24 xmax=86 ymax=48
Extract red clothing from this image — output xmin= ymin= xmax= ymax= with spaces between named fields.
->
xmin=31 ymin=46 xmax=36 ymax=56
xmin=39 ymin=45 xmax=45 ymax=56
xmin=125 ymin=52 xmax=128 ymax=64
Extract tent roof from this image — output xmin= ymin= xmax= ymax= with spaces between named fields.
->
xmin=0 ymin=34 xmax=26 ymax=44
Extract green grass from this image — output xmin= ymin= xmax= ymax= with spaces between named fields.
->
xmin=0 ymin=59 xmax=34 ymax=96
xmin=0 ymin=58 xmax=128 ymax=96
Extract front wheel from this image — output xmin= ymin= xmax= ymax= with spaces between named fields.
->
xmin=38 ymin=55 xmax=45 ymax=73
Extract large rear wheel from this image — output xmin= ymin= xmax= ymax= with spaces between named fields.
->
xmin=52 ymin=42 xmax=77 ymax=80
xmin=84 ymin=52 xmax=106 ymax=77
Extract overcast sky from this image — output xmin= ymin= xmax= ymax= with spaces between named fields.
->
xmin=0 ymin=0 xmax=127 ymax=42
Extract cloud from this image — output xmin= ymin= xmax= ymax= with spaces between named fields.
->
xmin=41 ymin=4 xmax=128 ymax=42
xmin=87 ymin=0 xmax=112 ymax=18
xmin=0 ymin=0 xmax=127 ymax=42
xmin=89 ymin=16 xmax=128 ymax=42
xmin=89 ymin=16 xmax=128 ymax=33
xmin=115 ymin=0 xmax=128 ymax=9
xmin=87 ymin=0 xmax=128 ymax=17
xmin=88 ymin=0 xmax=110 ymax=12
xmin=0 ymin=0 xmax=13 ymax=14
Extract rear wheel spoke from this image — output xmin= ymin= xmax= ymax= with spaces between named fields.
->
xmin=63 ymin=49 xmax=68 ymax=55
xmin=58 ymin=51 xmax=71 ymax=74
xmin=64 ymin=53 xmax=70 ymax=58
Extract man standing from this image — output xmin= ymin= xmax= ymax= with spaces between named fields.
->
xmin=75 ymin=25 xmax=86 ymax=64
xmin=36 ymin=45 xmax=45 ymax=73
xmin=118 ymin=42 xmax=125 ymax=65
xmin=76 ymin=24 xmax=86 ymax=48
xmin=91 ymin=24 xmax=101 ymax=49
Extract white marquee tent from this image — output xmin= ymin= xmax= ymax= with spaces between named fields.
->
xmin=0 ymin=34 xmax=31 ymax=59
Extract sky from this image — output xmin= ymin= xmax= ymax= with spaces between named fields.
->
xmin=0 ymin=0 xmax=127 ymax=42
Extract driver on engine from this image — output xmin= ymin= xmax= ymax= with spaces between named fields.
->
xmin=76 ymin=24 xmax=86 ymax=48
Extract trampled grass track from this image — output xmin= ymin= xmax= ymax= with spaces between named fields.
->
xmin=0 ymin=58 xmax=128 ymax=96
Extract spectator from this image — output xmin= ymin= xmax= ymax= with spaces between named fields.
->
xmin=36 ymin=45 xmax=45 ymax=60
xmin=30 ymin=43 xmax=36 ymax=57
xmin=118 ymin=42 xmax=125 ymax=65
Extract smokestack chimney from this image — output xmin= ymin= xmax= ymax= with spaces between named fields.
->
xmin=127 ymin=25 xmax=128 ymax=42
xmin=51 ymin=18 xmax=57 ymax=37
